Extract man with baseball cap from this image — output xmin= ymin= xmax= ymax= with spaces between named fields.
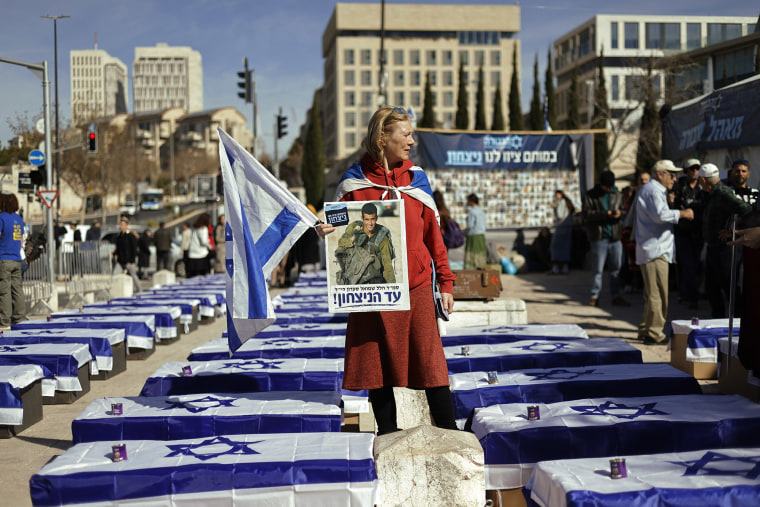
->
xmin=634 ymin=160 xmax=694 ymax=345
xmin=671 ymin=158 xmax=706 ymax=309
xmin=698 ymin=162 xmax=752 ymax=318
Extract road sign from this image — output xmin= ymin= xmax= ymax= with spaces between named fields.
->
xmin=28 ymin=150 xmax=45 ymax=166
xmin=38 ymin=190 xmax=58 ymax=209
xmin=17 ymin=172 xmax=34 ymax=193
xmin=35 ymin=118 xmax=45 ymax=134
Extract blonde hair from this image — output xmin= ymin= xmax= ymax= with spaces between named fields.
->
xmin=362 ymin=106 xmax=411 ymax=163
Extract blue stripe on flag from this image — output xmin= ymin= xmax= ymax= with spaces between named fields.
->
xmin=226 ymin=312 xmax=243 ymax=351
xmin=256 ymin=208 xmax=302 ymax=267
xmin=238 ymin=198 xmax=269 ymax=320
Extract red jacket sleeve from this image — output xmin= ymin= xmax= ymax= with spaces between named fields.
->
xmin=422 ymin=204 xmax=456 ymax=293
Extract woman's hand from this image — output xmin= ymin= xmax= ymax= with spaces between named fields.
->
xmin=316 ymin=223 xmax=335 ymax=239
xmin=728 ymin=227 xmax=760 ymax=249
xmin=442 ymin=292 xmax=454 ymax=314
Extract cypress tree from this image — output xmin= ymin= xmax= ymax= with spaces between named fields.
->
xmin=455 ymin=61 xmax=469 ymax=129
xmin=419 ymin=71 xmax=435 ymax=128
xmin=529 ymin=53 xmax=542 ymax=130
xmin=567 ymin=65 xmax=580 ymax=129
xmin=508 ymin=44 xmax=523 ymax=130
xmin=491 ymin=81 xmax=505 ymax=131
xmin=302 ymin=90 xmax=325 ymax=210
xmin=592 ymin=49 xmax=610 ymax=179
xmin=475 ymin=65 xmax=487 ymax=130
xmin=545 ymin=47 xmax=557 ymax=130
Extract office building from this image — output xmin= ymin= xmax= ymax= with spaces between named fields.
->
xmin=133 ymin=43 xmax=203 ymax=113
xmin=70 ymin=48 xmax=128 ymax=126
xmin=552 ymin=14 xmax=756 ymax=174
xmin=321 ymin=2 xmax=521 ymax=161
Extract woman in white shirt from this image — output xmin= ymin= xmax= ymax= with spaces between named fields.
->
xmin=187 ymin=213 xmax=210 ymax=278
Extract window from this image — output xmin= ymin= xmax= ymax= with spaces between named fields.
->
xmin=442 ymin=50 xmax=453 ymax=66
xmin=646 ymin=23 xmax=681 ymax=50
xmin=491 ymin=71 xmax=501 ymax=86
xmin=459 ymin=50 xmax=469 ymax=66
xmin=361 ymin=91 xmax=373 ymax=106
xmin=611 ymin=75 xmax=619 ymax=101
xmin=426 ymin=50 xmax=436 ymax=66
xmin=429 ymin=71 xmax=437 ymax=86
xmin=361 ymin=49 xmax=372 ymax=65
xmin=687 ymin=23 xmax=702 ymax=50
xmin=395 ymin=91 xmax=405 ymax=106
xmin=611 ymin=22 xmax=619 ymax=49
xmin=361 ymin=70 xmax=372 ymax=86
xmin=344 ymin=70 xmax=355 ymax=86
xmin=411 ymin=91 xmax=421 ymax=107
xmin=475 ymin=50 xmax=485 ymax=66
xmin=410 ymin=50 xmax=420 ymax=65
xmin=344 ymin=49 xmax=354 ymax=65
xmin=410 ymin=71 xmax=421 ymax=86
xmin=361 ymin=111 xmax=371 ymax=126
xmin=624 ymin=22 xmax=639 ymax=49
xmin=652 ymin=74 xmax=661 ymax=98
xmin=345 ymin=111 xmax=356 ymax=128
xmin=490 ymin=50 xmax=501 ymax=66
xmin=579 ymin=29 xmax=591 ymax=58
xmin=443 ymin=71 xmax=453 ymax=86
xmin=624 ymin=75 xmax=644 ymax=100
xmin=748 ymin=24 xmax=757 ymax=35
xmin=431 ymin=92 xmax=437 ymax=107
xmin=345 ymin=132 xmax=356 ymax=149
xmin=443 ymin=91 xmax=454 ymax=107
xmin=394 ymin=49 xmax=404 ymax=66
xmin=345 ymin=91 xmax=355 ymax=106
xmin=394 ymin=71 xmax=404 ymax=86
xmin=708 ymin=23 xmax=742 ymax=45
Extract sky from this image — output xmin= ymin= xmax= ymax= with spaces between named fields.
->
xmin=1 ymin=0 xmax=757 ymax=158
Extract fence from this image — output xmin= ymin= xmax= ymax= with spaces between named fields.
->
xmin=57 ymin=240 xmax=113 ymax=307
xmin=22 ymin=252 xmax=54 ymax=313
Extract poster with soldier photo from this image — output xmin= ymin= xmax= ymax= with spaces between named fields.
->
xmin=323 ymin=199 xmax=409 ymax=313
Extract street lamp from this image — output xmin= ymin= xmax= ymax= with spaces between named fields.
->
xmin=41 ymin=14 xmax=69 ymax=218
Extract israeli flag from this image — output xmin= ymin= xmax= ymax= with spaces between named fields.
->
xmin=218 ymin=128 xmax=318 ymax=352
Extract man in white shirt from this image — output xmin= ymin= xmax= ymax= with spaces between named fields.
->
xmin=634 ymin=160 xmax=694 ymax=345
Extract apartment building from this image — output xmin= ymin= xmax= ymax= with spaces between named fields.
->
xmin=552 ymin=14 xmax=756 ymax=174
xmin=321 ymin=2 xmax=520 ymax=161
xmin=70 ymin=48 xmax=128 ymax=126
xmin=133 ymin=43 xmax=203 ymax=114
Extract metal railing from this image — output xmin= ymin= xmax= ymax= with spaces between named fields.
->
xmin=56 ymin=240 xmax=113 ymax=307
xmin=22 ymin=252 xmax=54 ymax=313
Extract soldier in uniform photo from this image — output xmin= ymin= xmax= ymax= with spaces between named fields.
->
xmin=334 ymin=202 xmax=395 ymax=285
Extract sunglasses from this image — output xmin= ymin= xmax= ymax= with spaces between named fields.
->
xmin=382 ymin=106 xmax=407 ymax=126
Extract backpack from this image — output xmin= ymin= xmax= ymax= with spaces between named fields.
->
xmin=24 ymin=234 xmax=43 ymax=263
xmin=443 ymin=219 xmax=465 ymax=249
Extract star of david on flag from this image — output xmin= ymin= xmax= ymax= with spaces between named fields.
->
xmin=669 ymin=451 xmax=760 ymax=479
xmin=163 ymin=395 xmax=237 ymax=413
xmin=570 ymin=400 xmax=668 ymax=419
xmin=218 ymin=128 xmax=318 ymax=352
xmin=165 ymin=435 xmax=262 ymax=461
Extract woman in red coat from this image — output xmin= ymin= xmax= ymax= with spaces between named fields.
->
xmin=318 ymin=106 xmax=457 ymax=434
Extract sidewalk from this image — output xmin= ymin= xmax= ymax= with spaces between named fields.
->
xmin=2 ymin=266 xmax=710 ymax=506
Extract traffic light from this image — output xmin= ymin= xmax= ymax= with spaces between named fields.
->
xmin=277 ymin=114 xmax=288 ymax=139
xmin=237 ymin=57 xmax=252 ymax=103
xmin=87 ymin=126 xmax=97 ymax=153
xmin=30 ymin=165 xmax=46 ymax=186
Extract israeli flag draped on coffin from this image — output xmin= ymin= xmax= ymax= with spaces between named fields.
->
xmin=218 ymin=128 xmax=318 ymax=352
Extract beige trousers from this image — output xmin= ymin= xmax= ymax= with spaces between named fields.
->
xmin=639 ymin=255 xmax=670 ymax=342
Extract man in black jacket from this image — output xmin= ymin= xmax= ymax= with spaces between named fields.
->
xmin=112 ymin=218 xmax=141 ymax=291
xmin=582 ymin=170 xmax=630 ymax=307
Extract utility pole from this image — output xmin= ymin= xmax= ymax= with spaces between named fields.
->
xmin=377 ymin=0 xmax=387 ymax=107
xmin=41 ymin=14 xmax=69 ymax=218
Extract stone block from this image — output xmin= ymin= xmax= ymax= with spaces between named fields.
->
xmin=110 ymin=274 xmax=134 ymax=298
xmin=374 ymin=425 xmax=485 ymax=506
xmin=395 ymin=387 xmax=432 ymax=429
xmin=448 ymin=298 xmax=527 ymax=328
xmin=152 ymin=269 xmax=175 ymax=287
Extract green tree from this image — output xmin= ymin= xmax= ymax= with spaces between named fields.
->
xmin=508 ymin=44 xmax=523 ymax=130
xmin=474 ymin=65 xmax=486 ymax=130
xmin=592 ymin=48 xmax=610 ymax=180
xmin=455 ymin=61 xmax=469 ymax=130
xmin=419 ymin=71 xmax=436 ymax=128
xmin=528 ymin=53 xmax=542 ymax=130
xmin=302 ymin=91 xmax=325 ymax=210
xmin=545 ymin=48 xmax=557 ymax=130
xmin=491 ymin=81 xmax=505 ymax=131
xmin=567 ymin=65 xmax=580 ymax=129
xmin=636 ymin=58 xmax=660 ymax=174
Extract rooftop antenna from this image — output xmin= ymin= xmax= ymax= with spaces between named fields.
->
xmin=94 ymin=31 xmax=98 ymax=50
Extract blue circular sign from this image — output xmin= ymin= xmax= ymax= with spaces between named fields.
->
xmin=28 ymin=150 xmax=45 ymax=166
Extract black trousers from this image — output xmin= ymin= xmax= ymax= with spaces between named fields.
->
xmin=369 ymin=386 xmax=457 ymax=435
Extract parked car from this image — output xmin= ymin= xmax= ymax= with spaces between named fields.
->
xmin=120 ymin=196 xmax=137 ymax=216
